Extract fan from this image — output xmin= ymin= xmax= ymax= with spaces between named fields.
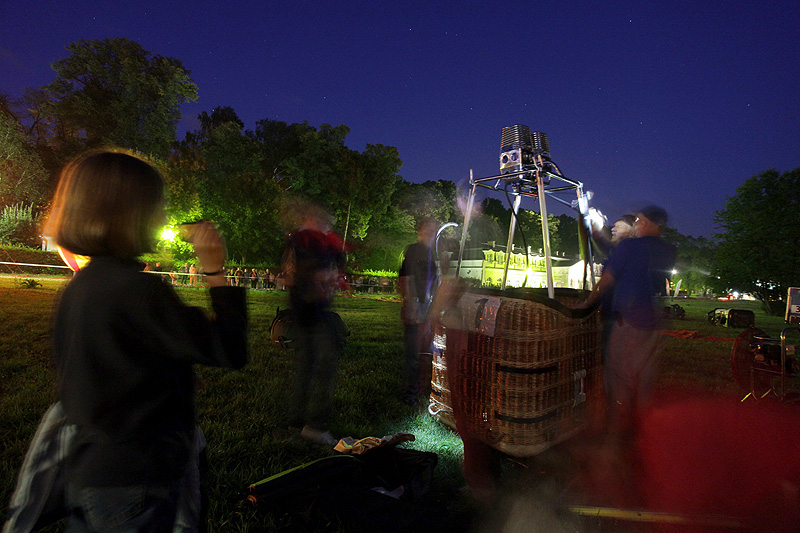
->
xmin=731 ymin=327 xmax=773 ymax=397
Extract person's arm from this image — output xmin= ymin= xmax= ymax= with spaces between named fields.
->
xmin=189 ymin=222 xmax=227 ymax=288
xmin=399 ymin=273 xmax=418 ymax=322
xmin=134 ymin=275 xmax=248 ymax=369
xmin=580 ymin=269 xmax=615 ymax=308
xmin=587 ymin=269 xmax=615 ymax=306
xmin=398 ymin=249 xmax=419 ymax=322
xmin=142 ymin=221 xmax=247 ymax=368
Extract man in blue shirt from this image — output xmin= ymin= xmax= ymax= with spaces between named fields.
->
xmin=582 ymin=205 xmax=676 ymax=433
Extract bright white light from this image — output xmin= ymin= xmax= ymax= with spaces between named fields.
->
xmin=672 ymin=269 xmax=678 ymax=275
xmin=732 ymin=291 xmax=740 ymax=299
xmin=587 ymin=208 xmax=606 ymax=231
xmin=161 ymin=227 xmax=177 ymax=241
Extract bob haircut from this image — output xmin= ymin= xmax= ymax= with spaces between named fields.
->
xmin=48 ymin=149 xmax=166 ymax=259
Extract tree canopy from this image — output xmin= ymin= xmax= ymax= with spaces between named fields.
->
xmin=165 ymin=108 xmax=409 ymax=268
xmin=168 ymin=107 xmax=283 ymax=265
xmin=38 ymin=37 xmax=198 ymax=161
xmin=662 ymin=229 xmax=715 ymax=297
xmin=712 ymin=167 xmax=800 ymax=313
xmin=0 ymin=108 xmax=48 ymax=208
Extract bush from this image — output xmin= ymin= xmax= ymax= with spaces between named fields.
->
xmin=0 ymin=203 xmax=40 ymax=248
xmin=352 ymin=269 xmax=398 ymax=278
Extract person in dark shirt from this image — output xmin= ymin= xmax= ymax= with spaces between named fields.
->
xmin=46 ymin=149 xmax=248 ymax=531
xmin=398 ymin=217 xmax=438 ymax=406
xmin=282 ymin=204 xmax=346 ymax=446
xmin=591 ymin=213 xmax=636 ymax=360
xmin=581 ymin=205 xmax=676 ymax=433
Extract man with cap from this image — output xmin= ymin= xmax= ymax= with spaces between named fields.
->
xmin=581 ymin=205 xmax=676 ymax=433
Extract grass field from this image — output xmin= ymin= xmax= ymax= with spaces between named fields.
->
xmin=0 ymin=276 xmax=793 ymax=531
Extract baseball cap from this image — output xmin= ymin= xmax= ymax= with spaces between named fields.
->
xmin=638 ymin=205 xmax=668 ymax=227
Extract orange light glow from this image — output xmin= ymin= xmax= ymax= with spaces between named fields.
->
xmin=58 ymin=247 xmax=90 ymax=272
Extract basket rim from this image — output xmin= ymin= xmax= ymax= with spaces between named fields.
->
xmin=462 ymin=287 xmax=595 ymax=319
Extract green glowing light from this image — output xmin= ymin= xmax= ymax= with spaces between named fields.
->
xmin=161 ymin=227 xmax=177 ymax=241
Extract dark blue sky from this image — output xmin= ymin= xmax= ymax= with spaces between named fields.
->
xmin=3 ymin=1 xmax=798 ymax=238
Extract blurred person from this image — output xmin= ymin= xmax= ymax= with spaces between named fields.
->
xmin=569 ymin=390 xmax=800 ymax=528
xmin=180 ymin=262 xmax=189 ymax=285
xmin=282 ymin=203 xmax=346 ymax=446
xmin=9 ymin=149 xmax=249 ymax=532
xmin=580 ymin=205 xmax=676 ymax=434
xmin=398 ymin=217 xmax=438 ymax=407
xmin=591 ymin=213 xmax=636 ymax=260
xmin=188 ymin=263 xmax=197 ymax=287
xmin=590 ymin=213 xmax=636 ymax=362
xmin=611 ymin=215 xmax=635 ymax=243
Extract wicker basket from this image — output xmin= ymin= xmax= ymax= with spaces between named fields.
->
xmin=428 ymin=287 xmax=602 ymax=457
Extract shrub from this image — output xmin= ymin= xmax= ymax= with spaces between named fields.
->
xmin=0 ymin=203 xmax=40 ymax=248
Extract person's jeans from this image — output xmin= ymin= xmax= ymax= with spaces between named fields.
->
xmin=66 ymin=481 xmax=180 ymax=532
xmin=402 ymin=323 xmax=421 ymax=399
xmin=402 ymin=322 xmax=433 ymax=400
xmin=289 ymin=319 xmax=339 ymax=430
xmin=605 ymin=320 xmax=662 ymax=433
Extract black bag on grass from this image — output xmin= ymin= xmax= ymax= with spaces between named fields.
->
xmin=246 ymin=455 xmax=366 ymax=511
xmin=269 ymin=308 xmax=350 ymax=350
xmin=245 ymin=447 xmax=438 ymax=528
xmin=269 ymin=307 xmax=296 ymax=348
xmin=355 ymin=446 xmax=437 ymax=501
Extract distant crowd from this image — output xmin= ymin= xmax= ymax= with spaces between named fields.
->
xmin=143 ymin=261 xmax=397 ymax=293
xmin=144 ymin=262 xmax=279 ymax=289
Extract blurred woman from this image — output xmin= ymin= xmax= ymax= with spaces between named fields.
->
xmin=46 ymin=149 xmax=248 ymax=531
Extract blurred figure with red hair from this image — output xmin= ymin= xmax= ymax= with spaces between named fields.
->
xmin=282 ymin=202 xmax=347 ymax=446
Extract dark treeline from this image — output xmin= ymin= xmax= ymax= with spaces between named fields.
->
xmin=0 ymin=38 xmax=463 ymax=271
xmin=0 ymin=37 xmax=591 ymax=273
xmin=3 ymin=37 xmax=795 ymax=308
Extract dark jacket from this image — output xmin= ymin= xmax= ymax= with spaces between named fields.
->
xmin=54 ymin=256 xmax=247 ymax=487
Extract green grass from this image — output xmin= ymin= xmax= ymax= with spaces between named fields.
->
xmin=655 ymin=298 xmax=791 ymax=396
xmin=0 ymin=284 xmax=464 ymax=531
xmin=0 ymin=284 xmax=792 ymax=531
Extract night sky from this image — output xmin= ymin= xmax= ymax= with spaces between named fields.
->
xmin=2 ymin=1 xmax=798 ymax=238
